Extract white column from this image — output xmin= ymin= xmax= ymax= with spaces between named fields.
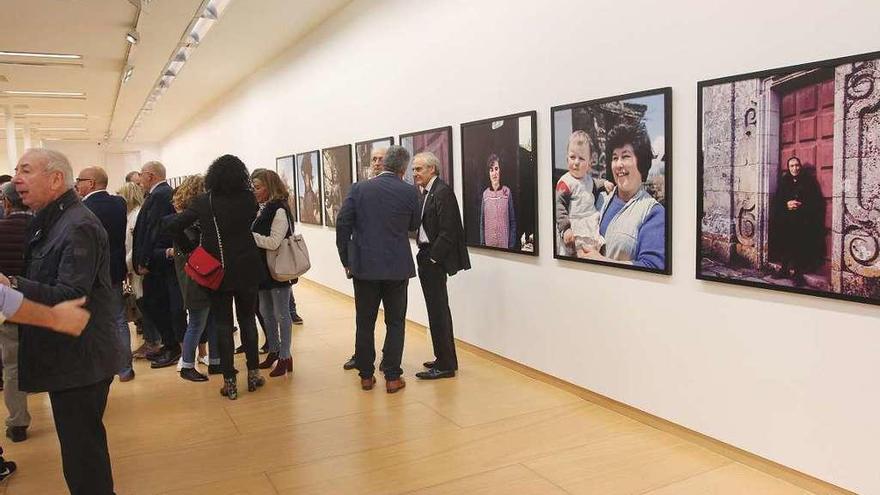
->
xmin=22 ymin=122 xmax=32 ymax=150
xmin=3 ymin=106 xmax=16 ymax=167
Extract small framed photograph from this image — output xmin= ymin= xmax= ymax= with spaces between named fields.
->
xmin=355 ymin=137 xmax=394 ymax=182
xmin=399 ymin=126 xmax=454 ymax=187
xmin=295 ymin=150 xmax=322 ymax=225
xmin=275 ymin=154 xmax=298 ymax=221
xmin=321 ymin=144 xmax=353 ymax=228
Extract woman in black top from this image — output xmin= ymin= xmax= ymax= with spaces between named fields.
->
xmin=772 ymin=156 xmax=825 ymax=286
xmin=166 ymin=155 xmax=266 ymax=399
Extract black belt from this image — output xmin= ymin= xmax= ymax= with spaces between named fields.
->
xmin=418 ymin=242 xmax=431 ymax=250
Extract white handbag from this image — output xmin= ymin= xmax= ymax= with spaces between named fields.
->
xmin=267 ymin=207 xmax=311 ymax=281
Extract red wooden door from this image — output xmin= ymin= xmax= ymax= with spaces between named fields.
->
xmin=779 ymin=78 xmax=834 ymax=275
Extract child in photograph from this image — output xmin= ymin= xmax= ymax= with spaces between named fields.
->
xmin=555 ymin=130 xmax=612 ymax=256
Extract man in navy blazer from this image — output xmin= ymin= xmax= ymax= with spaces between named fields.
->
xmin=336 ymin=145 xmax=420 ymax=393
xmin=77 ymin=166 xmax=135 ymax=382
xmin=132 ymin=161 xmax=185 ymax=369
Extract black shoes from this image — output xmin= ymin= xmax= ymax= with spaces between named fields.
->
xmin=0 ymin=447 xmax=15 ymax=481
xmin=415 ymin=368 xmax=456 ymax=380
xmin=423 ymin=360 xmax=435 ymax=369
xmin=180 ymin=368 xmax=208 ymax=382
xmin=5 ymin=426 xmax=26 ymax=443
xmin=150 ymin=349 xmax=182 ymax=369
xmin=343 ymin=355 xmax=356 ymax=370
xmin=292 ymin=314 xmax=304 ymax=325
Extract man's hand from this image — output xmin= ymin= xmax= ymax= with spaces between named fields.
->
xmin=48 ymin=297 xmax=90 ymax=336
xmin=165 ymin=247 xmax=175 ymax=259
xmin=136 ymin=265 xmax=149 ymax=275
xmin=786 ymin=200 xmax=801 ymax=211
xmin=0 ymin=273 xmax=9 ymax=287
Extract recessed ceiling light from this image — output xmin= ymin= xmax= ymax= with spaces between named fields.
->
xmin=126 ymin=30 xmax=140 ymax=44
xmin=0 ymin=51 xmax=82 ymax=60
xmin=24 ymin=113 xmax=87 ymax=118
xmin=1 ymin=90 xmax=85 ymax=97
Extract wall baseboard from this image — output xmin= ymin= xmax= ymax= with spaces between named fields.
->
xmin=299 ymin=278 xmax=855 ymax=495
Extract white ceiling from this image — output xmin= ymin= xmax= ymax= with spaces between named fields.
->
xmin=0 ymin=0 xmax=352 ymax=145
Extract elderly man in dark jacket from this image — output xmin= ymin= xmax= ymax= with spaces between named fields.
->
xmin=10 ymin=148 xmax=118 ymax=495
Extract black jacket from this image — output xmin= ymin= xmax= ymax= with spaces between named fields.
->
xmin=421 ymin=178 xmax=471 ymax=276
xmin=132 ymin=182 xmax=175 ymax=273
xmin=166 ymin=191 xmax=264 ymax=291
xmin=17 ymin=189 xmax=120 ymax=392
xmin=252 ymin=200 xmax=292 ymax=290
xmin=83 ymin=190 xmax=128 ymax=284
xmin=0 ymin=211 xmax=33 ymax=277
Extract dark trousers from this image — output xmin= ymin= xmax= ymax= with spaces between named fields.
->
xmin=210 ymin=288 xmax=259 ymax=379
xmin=49 ymin=379 xmax=114 ymax=495
xmin=417 ymin=249 xmax=458 ymax=371
xmin=142 ymin=270 xmax=186 ymax=351
xmin=353 ymin=278 xmax=408 ymax=380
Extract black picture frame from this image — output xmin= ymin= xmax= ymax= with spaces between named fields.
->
xmin=550 ymin=87 xmax=673 ymax=275
xmin=399 ymin=126 xmax=454 ymax=188
xmin=697 ymin=50 xmax=880 ymax=306
xmin=275 ymin=154 xmax=298 ymax=222
xmin=460 ymin=110 xmax=539 ymax=256
xmin=321 ymin=144 xmax=353 ymax=228
xmin=355 ymin=136 xmax=394 ymax=182
xmin=295 ymin=150 xmax=322 ymax=226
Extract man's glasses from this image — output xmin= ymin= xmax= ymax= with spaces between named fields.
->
xmin=75 ymin=178 xmax=94 ymax=183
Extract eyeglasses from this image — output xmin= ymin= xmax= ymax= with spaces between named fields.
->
xmin=75 ymin=178 xmax=94 ymax=183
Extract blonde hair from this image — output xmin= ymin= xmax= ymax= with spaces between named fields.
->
xmin=251 ymin=169 xmax=289 ymax=203
xmin=116 ymin=182 xmax=144 ymax=213
xmin=567 ymin=130 xmax=593 ymax=155
xmin=172 ymin=175 xmax=205 ymax=211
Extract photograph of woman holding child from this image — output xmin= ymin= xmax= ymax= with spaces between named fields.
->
xmin=551 ymin=88 xmax=671 ymax=274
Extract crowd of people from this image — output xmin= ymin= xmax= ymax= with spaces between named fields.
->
xmin=0 ymin=144 xmax=470 ymax=494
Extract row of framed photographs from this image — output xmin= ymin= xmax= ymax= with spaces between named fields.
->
xmin=276 ymin=48 xmax=880 ymax=308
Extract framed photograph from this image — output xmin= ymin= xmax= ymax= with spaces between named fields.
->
xmin=275 ymin=154 xmax=298 ymax=221
xmin=321 ymin=144 xmax=353 ymax=228
xmin=295 ymin=150 xmax=322 ymax=225
xmin=698 ymin=50 xmax=880 ymax=305
xmin=551 ymin=87 xmax=672 ymax=274
xmin=460 ymin=111 xmax=538 ymax=255
xmin=355 ymin=136 xmax=394 ymax=182
xmin=399 ymin=126 xmax=454 ymax=187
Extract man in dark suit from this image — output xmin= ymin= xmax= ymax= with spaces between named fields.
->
xmin=77 ymin=166 xmax=134 ymax=382
xmin=336 ymin=145 xmax=420 ymax=393
xmin=412 ymin=151 xmax=470 ymax=380
xmin=132 ymin=161 xmax=185 ymax=369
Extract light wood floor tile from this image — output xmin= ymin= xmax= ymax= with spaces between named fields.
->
xmin=405 ymin=464 xmax=568 ymax=495
xmin=642 ymin=463 xmax=814 ymax=495
xmin=159 ymin=472 xmax=278 ymax=495
xmin=524 ymin=427 xmax=731 ymax=494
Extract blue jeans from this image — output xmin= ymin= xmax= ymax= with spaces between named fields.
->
xmin=182 ymin=307 xmax=210 ymax=368
xmin=113 ymin=284 xmax=133 ymax=376
xmin=258 ymin=286 xmax=293 ymax=359
xmin=289 ymin=290 xmax=298 ymax=318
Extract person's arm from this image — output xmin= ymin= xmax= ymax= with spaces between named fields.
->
xmin=253 ymin=208 xmax=288 ymax=250
xmin=0 ymin=276 xmax=89 ymax=335
xmin=336 ymin=187 xmax=356 ymax=268
xmin=555 ymin=181 xmax=573 ymax=239
xmin=631 ymin=204 xmax=666 ymax=269
xmin=429 ymin=187 xmax=463 ymax=263
xmin=165 ymin=206 xmax=200 ymax=255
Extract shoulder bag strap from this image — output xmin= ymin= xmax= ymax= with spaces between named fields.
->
xmin=209 ymin=193 xmax=225 ymax=268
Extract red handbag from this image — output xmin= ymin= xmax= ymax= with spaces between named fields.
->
xmin=184 ymin=194 xmax=225 ymax=290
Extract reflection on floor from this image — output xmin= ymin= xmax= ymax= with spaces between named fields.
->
xmin=2 ymin=280 xmax=818 ymax=495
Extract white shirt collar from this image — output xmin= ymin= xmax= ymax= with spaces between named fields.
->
xmin=149 ymin=180 xmax=167 ymax=194
xmin=423 ymin=175 xmax=437 ymax=194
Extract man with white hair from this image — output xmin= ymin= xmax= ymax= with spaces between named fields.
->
xmin=132 ymin=160 xmax=186 ymax=369
xmin=11 ymin=148 xmax=119 ymax=494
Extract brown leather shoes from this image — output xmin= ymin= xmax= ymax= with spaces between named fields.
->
xmin=360 ymin=376 xmax=376 ymax=391
xmin=386 ymin=377 xmax=406 ymax=394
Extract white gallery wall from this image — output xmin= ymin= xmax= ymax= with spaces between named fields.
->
xmin=158 ymin=0 xmax=880 ymax=492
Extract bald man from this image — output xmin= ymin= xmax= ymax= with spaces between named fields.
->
xmin=78 ymin=166 xmax=134 ymax=382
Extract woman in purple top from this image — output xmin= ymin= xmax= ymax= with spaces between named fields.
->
xmin=479 ymin=154 xmax=517 ymax=249
xmin=580 ymin=124 xmax=665 ymax=270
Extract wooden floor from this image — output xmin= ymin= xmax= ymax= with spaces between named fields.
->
xmin=1 ymin=280 xmax=816 ymax=494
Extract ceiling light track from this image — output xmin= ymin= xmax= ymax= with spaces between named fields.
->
xmin=124 ymin=0 xmax=233 ymax=142
xmin=0 ymin=51 xmax=82 ymax=60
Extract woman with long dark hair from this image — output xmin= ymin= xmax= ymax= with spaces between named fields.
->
xmin=167 ymin=155 xmax=265 ymax=399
